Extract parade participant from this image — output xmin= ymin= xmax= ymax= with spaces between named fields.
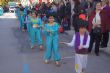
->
xmin=23 ymin=6 xmax=29 ymax=31
xmin=30 ymin=12 xmax=43 ymax=50
xmin=42 ymin=14 xmax=48 ymax=25
xmin=60 ymin=19 xmax=90 ymax=73
xmin=44 ymin=15 xmax=61 ymax=66
xmin=17 ymin=4 xmax=24 ymax=31
xmin=16 ymin=4 xmax=21 ymax=26
xmin=0 ymin=6 xmax=4 ymax=16
xmin=26 ymin=11 xmax=32 ymax=38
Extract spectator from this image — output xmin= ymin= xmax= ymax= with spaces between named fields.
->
xmin=100 ymin=0 xmax=110 ymax=48
xmin=58 ymin=2 xmax=65 ymax=23
xmin=88 ymin=2 xmax=109 ymax=56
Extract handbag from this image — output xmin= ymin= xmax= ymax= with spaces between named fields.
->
xmin=59 ymin=26 xmax=64 ymax=33
xmin=93 ymin=27 xmax=101 ymax=34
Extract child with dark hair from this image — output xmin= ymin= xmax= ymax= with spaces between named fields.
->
xmin=26 ymin=10 xmax=32 ymax=37
xmin=44 ymin=15 xmax=61 ymax=66
xmin=61 ymin=19 xmax=90 ymax=73
xmin=19 ymin=8 xmax=24 ymax=31
xmin=30 ymin=12 xmax=43 ymax=50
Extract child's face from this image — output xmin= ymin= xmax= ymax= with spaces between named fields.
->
xmin=28 ymin=13 xmax=32 ymax=16
xmin=49 ymin=16 xmax=54 ymax=23
xmin=79 ymin=27 xmax=86 ymax=34
xmin=32 ymin=13 xmax=36 ymax=18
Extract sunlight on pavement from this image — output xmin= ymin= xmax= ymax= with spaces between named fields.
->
xmin=0 ymin=13 xmax=17 ymax=19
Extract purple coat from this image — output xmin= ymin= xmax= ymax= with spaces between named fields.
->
xmin=103 ymin=6 xmax=110 ymax=28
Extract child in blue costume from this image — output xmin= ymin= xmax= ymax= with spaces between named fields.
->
xmin=19 ymin=8 xmax=24 ymax=30
xmin=0 ymin=6 xmax=3 ymax=16
xmin=44 ymin=16 xmax=61 ymax=66
xmin=30 ymin=12 xmax=43 ymax=50
xmin=17 ymin=4 xmax=24 ymax=30
xmin=26 ymin=11 xmax=32 ymax=38
xmin=23 ymin=6 xmax=28 ymax=31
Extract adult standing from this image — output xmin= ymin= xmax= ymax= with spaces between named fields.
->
xmin=65 ymin=0 xmax=71 ymax=30
xmin=58 ymin=2 xmax=65 ymax=23
xmin=88 ymin=2 xmax=109 ymax=56
xmin=72 ymin=0 xmax=81 ymax=32
xmin=100 ymin=0 xmax=110 ymax=48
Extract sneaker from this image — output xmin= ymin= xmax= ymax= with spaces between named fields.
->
xmin=45 ymin=60 xmax=49 ymax=64
xmin=55 ymin=61 xmax=61 ymax=67
xmin=31 ymin=46 xmax=34 ymax=49
xmin=40 ymin=45 xmax=43 ymax=51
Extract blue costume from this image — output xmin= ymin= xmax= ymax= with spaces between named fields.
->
xmin=30 ymin=17 xmax=43 ymax=47
xmin=16 ymin=7 xmax=20 ymax=20
xmin=16 ymin=7 xmax=23 ymax=29
xmin=24 ymin=6 xmax=28 ymax=16
xmin=0 ymin=7 xmax=3 ymax=16
xmin=20 ymin=10 xmax=24 ymax=29
xmin=44 ymin=23 xmax=61 ymax=61
xmin=26 ymin=15 xmax=32 ymax=38
xmin=23 ymin=7 xmax=28 ymax=30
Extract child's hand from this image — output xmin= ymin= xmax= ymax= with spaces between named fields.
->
xmin=78 ymin=45 xmax=83 ymax=49
xmin=47 ymin=30 xmax=52 ymax=33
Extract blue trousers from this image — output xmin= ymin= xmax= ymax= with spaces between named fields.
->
xmin=27 ymin=23 xmax=32 ymax=37
xmin=44 ymin=36 xmax=61 ymax=61
xmin=31 ymin=28 xmax=43 ymax=47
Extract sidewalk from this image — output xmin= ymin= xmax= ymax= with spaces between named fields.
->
xmin=65 ymin=29 xmax=110 ymax=55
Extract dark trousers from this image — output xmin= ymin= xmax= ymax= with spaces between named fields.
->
xmin=88 ymin=31 xmax=101 ymax=54
xmin=101 ymin=31 xmax=109 ymax=47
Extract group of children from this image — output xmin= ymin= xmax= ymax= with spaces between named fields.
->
xmin=16 ymin=6 xmax=61 ymax=66
xmin=16 ymin=6 xmax=90 ymax=73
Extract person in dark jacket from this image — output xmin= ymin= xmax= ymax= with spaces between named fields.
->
xmin=100 ymin=0 xmax=110 ymax=48
xmin=72 ymin=0 xmax=81 ymax=32
xmin=65 ymin=1 xmax=71 ymax=30
xmin=88 ymin=2 xmax=109 ymax=56
xmin=58 ymin=2 xmax=65 ymax=23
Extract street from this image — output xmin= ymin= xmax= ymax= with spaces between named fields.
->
xmin=0 ymin=13 xmax=110 ymax=73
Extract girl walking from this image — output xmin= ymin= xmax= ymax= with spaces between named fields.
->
xmin=44 ymin=15 xmax=61 ymax=66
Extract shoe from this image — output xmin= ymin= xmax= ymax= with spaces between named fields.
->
xmin=100 ymin=45 xmax=107 ymax=48
xmin=96 ymin=53 xmax=99 ymax=56
xmin=31 ymin=46 xmax=34 ymax=49
xmin=45 ymin=60 xmax=49 ymax=64
xmin=39 ymin=46 xmax=43 ymax=51
xmin=55 ymin=61 xmax=61 ymax=67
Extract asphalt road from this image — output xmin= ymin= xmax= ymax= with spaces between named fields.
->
xmin=0 ymin=13 xmax=110 ymax=73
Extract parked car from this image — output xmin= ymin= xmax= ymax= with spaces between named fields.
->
xmin=8 ymin=2 xmax=16 ymax=13
xmin=9 ymin=6 xmax=16 ymax=12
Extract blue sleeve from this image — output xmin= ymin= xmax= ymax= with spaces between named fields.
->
xmin=52 ymin=23 xmax=59 ymax=32
xmin=38 ymin=18 xmax=42 ymax=26
xmin=43 ymin=24 xmax=49 ymax=35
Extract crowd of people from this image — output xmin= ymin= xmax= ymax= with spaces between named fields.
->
xmin=15 ymin=0 xmax=110 ymax=73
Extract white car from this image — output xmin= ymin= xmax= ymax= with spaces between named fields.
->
xmin=9 ymin=6 xmax=16 ymax=13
